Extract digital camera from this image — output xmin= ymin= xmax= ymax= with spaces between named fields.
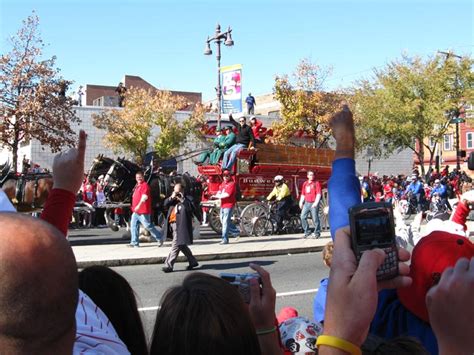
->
xmin=219 ymin=273 xmax=262 ymax=303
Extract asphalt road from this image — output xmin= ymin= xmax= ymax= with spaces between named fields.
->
xmin=110 ymin=251 xmax=329 ymax=341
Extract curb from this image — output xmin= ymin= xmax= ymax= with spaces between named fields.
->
xmin=76 ymin=244 xmax=326 ymax=268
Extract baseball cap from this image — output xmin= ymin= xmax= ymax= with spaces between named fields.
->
xmin=397 ymin=231 xmax=474 ymax=323
xmin=277 ymin=307 xmax=299 ymax=324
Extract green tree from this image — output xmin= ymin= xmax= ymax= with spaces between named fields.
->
xmin=351 ymin=54 xmax=474 ymax=176
xmin=0 ymin=13 xmax=79 ymax=171
xmin=272 ymin=58 xmax=340 ymax=147
xmin=93 ymin=87 xmax=206 ymax=164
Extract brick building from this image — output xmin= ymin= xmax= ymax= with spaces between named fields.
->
xmin=416 ymin=103 xmax=474 ymax=175
xmin=84 ymin=75 xmax=202 ymax=109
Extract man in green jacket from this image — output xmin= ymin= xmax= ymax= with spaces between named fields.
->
xmin=210 ymin=126 xmax=236 ymax=164
xmin=194 ymin=128 xmax=227 ymax=165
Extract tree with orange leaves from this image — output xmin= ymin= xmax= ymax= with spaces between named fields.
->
xmin=272 ymin=58 xmax=340 ymax=148
xmin=0 ymin=13 xmax=79 ymax=171
xmin=93 ymin=87 xmax=206 ymax=164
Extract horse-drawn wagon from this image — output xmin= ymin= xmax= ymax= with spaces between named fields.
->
xmin=197 ymin=143 xmax=334 ymax=236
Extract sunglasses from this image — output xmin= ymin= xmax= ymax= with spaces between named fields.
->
xmin=239 ymin=120 xmax=245 ymax=122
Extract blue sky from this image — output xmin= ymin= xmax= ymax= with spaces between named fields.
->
xmin=1 ymin=0 xmax=472 ymax=101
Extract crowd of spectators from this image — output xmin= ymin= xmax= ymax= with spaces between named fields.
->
xmin=359 ymin=165 xmax=472 ymax=209
xmin=1 ymin=105 xmax=473 ymax=355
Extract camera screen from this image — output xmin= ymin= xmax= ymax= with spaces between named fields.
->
xmin=354 ymin=210 xmax=393 ymax=246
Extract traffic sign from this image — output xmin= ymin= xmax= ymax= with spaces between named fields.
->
xmin=450 ymin=117 xmax=466 ymax=124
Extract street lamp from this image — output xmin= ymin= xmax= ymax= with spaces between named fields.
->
xmin=366 ymin=147 xmax=374 ymax=177
xmin=204 ymin=24 xmax=234 ymax=130
xmin=450 ymin=109 xmax=466 ymax=170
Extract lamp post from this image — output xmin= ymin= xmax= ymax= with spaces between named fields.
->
xmin=204 ymin=24 xmax=234 ymax=130
xmin=367 ymin=147 xmax=374 ymax=177
xmin=450 ymin=112 xmax=466 ymax=170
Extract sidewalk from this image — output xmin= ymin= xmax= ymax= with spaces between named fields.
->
xmin=72 ymin=221 xmax=474 ymax=268
xmin=72 ymin=231 xmax=331 ymax=268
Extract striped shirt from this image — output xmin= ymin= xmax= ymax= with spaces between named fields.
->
xmin=74 ymin=290 xmax=130 ymax=354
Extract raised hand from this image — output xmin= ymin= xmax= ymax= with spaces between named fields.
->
xmin=52 ymin=130 xmax=87 ymax=194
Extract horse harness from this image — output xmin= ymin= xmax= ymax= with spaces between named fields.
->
xmin=13 ymin=174 xmax=48 ymax=209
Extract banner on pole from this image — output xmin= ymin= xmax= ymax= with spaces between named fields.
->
xmin=221 ymin=64 xmax=242 ymax=114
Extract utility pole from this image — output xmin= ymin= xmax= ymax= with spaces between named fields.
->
xmin=438 ymin=50 xmax=464 ymax=170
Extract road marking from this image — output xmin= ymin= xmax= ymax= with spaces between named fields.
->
xmin=276 ymin=288 xmax=318 ymax=297
xmin=138 ymin=288 xmax=319 ymax=312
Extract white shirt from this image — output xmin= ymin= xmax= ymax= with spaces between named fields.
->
xmin=74 ymin=290 xmax=130 ymax=354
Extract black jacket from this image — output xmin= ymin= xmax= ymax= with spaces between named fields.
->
xmin=162 ymin=195 xmax=195 ymax=245
xmin=236 ymin=124 xmax=255 ymax=147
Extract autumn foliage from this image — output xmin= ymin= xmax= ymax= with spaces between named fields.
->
xmin=0 ymin=13 xmax=79 ymax=171
xmin=272 ymin=59 xmax=340 ymax=148
xmin=93 ymin=87 xmax=206 ymax=164
xmin=351 ymin=54 xmax=474 ymax=176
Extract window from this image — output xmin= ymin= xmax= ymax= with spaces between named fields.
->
xmin=443 ymin=134 xmax=453 ymax=151
xmin=429 ymin=137 xmax=436 ymax=149
xmin=467 ymin=132 xmax=474 ymax=149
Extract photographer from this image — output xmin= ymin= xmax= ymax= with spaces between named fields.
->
xmin=162 ymin=183 xmax=199 ymax=273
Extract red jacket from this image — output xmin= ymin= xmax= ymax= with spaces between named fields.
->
xmin=251 ymin=120 xmax=263 ymax=140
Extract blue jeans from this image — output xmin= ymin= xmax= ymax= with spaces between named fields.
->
xmin=222 ymin=144 xmax=245 ymax=170
xmin=130 ymin=213 xmax=162 ymax=246
xmin=220 ymin=207 xmax=240 ymax=243
xmin=301 ymin=201 xmax=321 ymax=236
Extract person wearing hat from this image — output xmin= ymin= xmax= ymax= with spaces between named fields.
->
xmin=249 ymin=116 xmax=263 ymax=143
xmin=194 ymin=128 xmax=227 ymax=165
xmin=267 ymin=175 xmax=292 ymax=232
xmin=325 ymin=104 xmax=473 ymax=354
xmin=430 ymin=178 xmax=450 ymax=211
xmin=209 ymin=126 xmax=236 ymax=165
xmin=223 ymin=125 xmax=236 ymax=148
xmin=212 ymin=169 xmax=240 ymax=244
xmin=221 ymin=116 xmax=255 ymax=171
xmin=370 ymin=230 xmax=474 ymax=354
xmin=405 ymin=174 xmax=424 ymax=212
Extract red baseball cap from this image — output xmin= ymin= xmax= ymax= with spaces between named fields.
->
xmin=277 ymin=307 xmax=299 ymax=324
xmin=397 ymin=231 xmax=474 ymax=323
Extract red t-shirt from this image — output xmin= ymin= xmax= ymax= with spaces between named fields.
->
xmin=82 ymin=181 xmax=96 ymax=204
xmin=132 ymin=182 xmax=152 ymax=214
xmin=452 ymin=201 xmax=470 ymax=231
xmin=383 ymin=183 xmax=394 ymax=199
xmin=301 ymin=180 xmax=321 ymax=203
xmin=219 ymin=181 xmax=236 ymax=209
